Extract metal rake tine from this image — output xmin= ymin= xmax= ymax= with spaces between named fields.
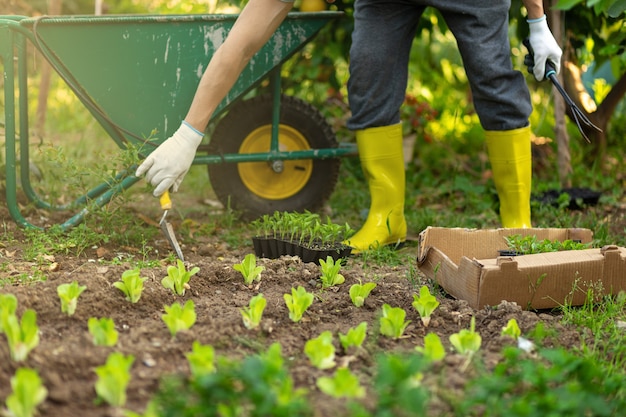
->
xmin=571 ymin=108 xmax=592 ymax=143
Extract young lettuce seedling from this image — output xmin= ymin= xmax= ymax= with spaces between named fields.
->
xmin=162 ymin=259 xmax=199 ymax=296
xmin=5 ymin=367 xmax=48 ymax=417
xmin=3 ymin=309 xmax=40 ymax=362
xmin=113 ymin=268 xmax=148 ymax=303
xmin=501 ymin=318 xmax=521 ymax=340
xmin=233 ymin=253 xmax=265 ymax=286
xmin=318 ymin=256 xmax=345 ymax=288
xmin=338 ymin=322 xmax=368 ymax=352
xmin=415 ymin=332 xmax=446 ymax=362
xmin=0 ymin=293 xmax=18 ymax=333
xmin=185 ymin=341 xmax=216 ymax=379
xmin=94 ymin=352 xmax=135 ymax=408
xmin=412 ymin=285 xmax=440 ymax=327
xmin=379 ymin=304 xmax=410 ymax=340
xmin=304 ymin=330 xmax=336 ymax=370
xmin=349 ymin=280 xmax=376 ymax=307
xmin=284 ymin=286 xmax=314 ymax=323
xmin=57 ymin=281 xmax=87 ymax=316
xmin=449 ymin=316 xmax=482 ymax=371
xmin=240 ymin=293 xmax=267 ymax=330
xmin=162 ymin=300 xmax=196 ymax=337
xmin=316 ymin=368 xmax=365 ymax=399
xmin=87 ymin=317 xmax=118 ymax=347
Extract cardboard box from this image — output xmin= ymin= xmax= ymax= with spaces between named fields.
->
xmin=417 ymin=227 xmax=626 ymax=310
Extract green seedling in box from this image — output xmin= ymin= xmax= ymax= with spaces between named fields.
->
xmin=284 ymin=286 xmax=314 ymax=322
xmin=240 ymin=293 xmax=267 ymax=330
xmin=319 ymin=256 xmax=345 ymax=288
xmin=5 ymin=367 xmax=48 ymax=417
xmin=57 ymin=281 xmax=87 ymax=316
xmin=3 ymin=309 xmax=39 ymax=362
xmin=338 ymin=322 xmax=368 ymax=352
xmin=505 ymin=234 xmax=590 ymax=255
xmin=304 ymin=330 xmax=336 ymax=370
xmin=349 ymin=280 xmax=376 ymax=307
xmin=501 ymin=318 xmax=521 ymax=340
xmin=113 ymin=268 xmax=148 ymax=303
xmin=412 ymin=285 xmax=440 ymax=327
xmin=94 ymin=352 xmax=135 ymax=408
xmin=415 ymin=333 xmax=446 ymax=362
xmin=0 ymin=293 xmax=18 ymax=333
xmin=162 ymin=259 xmax=199 ymax=296
xmin=186 ymin=341 xmax=216 ymax=379
xmin=316 ymin=368 xmax=365 ymax=399
xmin=162 ymin=300 xmax=196 ymax=337
xmin=233 ymin=253 xmax=265 ymax=286
xmin=379 ymin=304 xmax=410 ymax=339
xmin=88 ymin=317 xmax=118 ymax=347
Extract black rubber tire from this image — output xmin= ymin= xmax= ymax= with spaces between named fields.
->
xmin=207 ymin=94 xmax=340 ymax=220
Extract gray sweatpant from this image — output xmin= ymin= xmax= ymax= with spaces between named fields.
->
xmin=347 ymin=0 xmax=532 ymax=132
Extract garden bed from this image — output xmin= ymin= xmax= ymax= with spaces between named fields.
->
xmin=0 ymin=218 xmax=590 ymax=417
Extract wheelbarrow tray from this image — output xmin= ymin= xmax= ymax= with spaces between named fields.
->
xmin=17 ymin=12 xmax=341 ymax=148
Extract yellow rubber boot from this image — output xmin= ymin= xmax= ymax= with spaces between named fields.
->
xmin=485 ymin=126 xmax=532 ymax=228
xmin=345 ymin=124 xmax=407 ymax=252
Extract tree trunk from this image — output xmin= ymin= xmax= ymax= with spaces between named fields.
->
xmin=548 ymin=2 xmax=572 ymax=188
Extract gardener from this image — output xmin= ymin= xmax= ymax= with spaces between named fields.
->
xmin=135 ymin=0 xmax=561 ymax=252
xmin=343 ymin=0 xmax=562 ymax=252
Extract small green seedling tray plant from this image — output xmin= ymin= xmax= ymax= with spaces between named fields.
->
xmin=88 ymin=317 xmax=118 ymax=347
xmin=349 ymin=280 xmax=376 ymax=307
xmin=162 ymin=259 xmax=199 ymax=296
xmin=113 ymin=268 xmax=148 ymax=303
xmin=5 ymin=367 xmax=48 ymax=417
xmin=2 ymin=309 xmax=40 ymax=362
xmin=304 ymin=330 xmax=336 ymax=370
xmin=319 ymin=256 xmax=345 ymax=288
xmin=57 ymin=281 xmax=87 ymax=316
xmin=233 ymin=253 xmax=265 ymax=286
xmin=185 ymin=341 xmax=216 ymax=379
xmin=251 ymin=211 xmax=353 ymax=262
xmin=415 ymin=332 xmax=446 ymax=362
xmin=316 ymin=367 xmax=365 ymax=399
xmin=379 ymin=304 xmax=410 ymax=339
xmin=162 ymin=300 xmax=197 ymax=337
xmin=284 ymin=286 xmax=314 ymax=323
xmin=338 ymin=322 xmax=368 ymax=352
xmin=502 ymin=234 xmax=591 ymax=256
xmin=412 ymin=285 xmax=439 ymax=327
xmin=94 ymin=352 xmax=135 ymax=408
xmin=240 ymin=293 xmax=266 ymax=330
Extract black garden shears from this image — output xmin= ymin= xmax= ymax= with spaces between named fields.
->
xmin=523 ymin=38 xmax=602 ymax=143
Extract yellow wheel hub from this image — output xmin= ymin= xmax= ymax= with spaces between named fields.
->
xmin=238 ymin=124 xmax=313 ymax=200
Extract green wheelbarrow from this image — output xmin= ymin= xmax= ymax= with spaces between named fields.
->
xmin=0 ymin=12 xmax=356 ymax=230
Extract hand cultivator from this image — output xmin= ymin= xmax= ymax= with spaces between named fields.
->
xmin=1 ymin=12 xmax=355 ymax=230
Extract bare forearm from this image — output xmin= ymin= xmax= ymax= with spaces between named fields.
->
xmin=521 ymin=0 xmax=544 ymax=20
xmin=185 ymin=0 xmax=293 ymax=131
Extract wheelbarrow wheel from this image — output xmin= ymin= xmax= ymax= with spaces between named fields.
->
xmin=207 ymin=94 xmax=340 ymax=220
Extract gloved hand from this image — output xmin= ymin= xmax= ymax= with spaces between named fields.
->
xmin=527 ymin=15 xmax=562 ymax=81
xmin=135 ymin=121 xmax=203 ymax=197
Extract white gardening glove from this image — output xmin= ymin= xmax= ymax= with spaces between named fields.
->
xmin=135 ymin=121 xmax=203 ymax=197
xmin=528 ymin=15 xmax=562 ymax=81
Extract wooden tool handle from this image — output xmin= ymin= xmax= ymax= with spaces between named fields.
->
xmin=159 ymin=191 xmax=172 ymax=210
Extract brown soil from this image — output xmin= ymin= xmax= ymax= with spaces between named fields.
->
xmin=0 ymin=205 xmax=585 ymax=417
